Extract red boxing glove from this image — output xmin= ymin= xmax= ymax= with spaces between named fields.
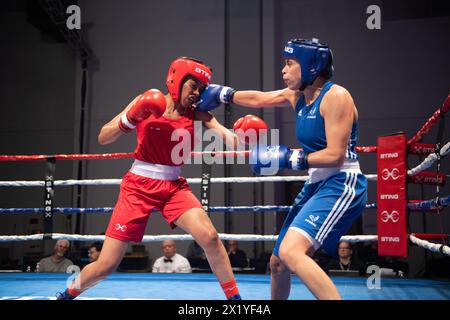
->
xmin=233 ymin=114 xmax=268 ymax=146
xmin=119 ymin=89 xmax=166 ymax=133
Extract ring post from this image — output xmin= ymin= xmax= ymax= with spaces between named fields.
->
xmin=377 ymin=133 xmax=407 ymax=257
xmin=43 ymin=157 xmax=56 ymax=240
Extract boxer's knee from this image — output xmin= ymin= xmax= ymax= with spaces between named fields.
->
xmin=197 ymin=227 xmax=220 ymax=252
xmin=270 ymin=254 xmax=290 ymax=277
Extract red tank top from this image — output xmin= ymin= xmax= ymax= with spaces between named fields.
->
xmin=134 ymin=108 xmax=196 ymax=166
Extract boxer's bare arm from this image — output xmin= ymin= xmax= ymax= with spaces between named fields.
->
xmin=98 ymin=95 xmax=140 ymax=145
xmin=233 ymin=88 xmax=298 ymax=109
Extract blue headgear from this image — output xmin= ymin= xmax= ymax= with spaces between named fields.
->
xmin=283 ymin=38 xmax=333 ymax=90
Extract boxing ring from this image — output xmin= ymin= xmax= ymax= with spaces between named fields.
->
xmin=0 ymin=96 xmax=449 ymax=300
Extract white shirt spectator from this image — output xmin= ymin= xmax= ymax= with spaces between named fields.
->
xmin=152 ymin=253 xmax=192 ymax=273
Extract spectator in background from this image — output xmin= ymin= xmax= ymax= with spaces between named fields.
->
xmin=227 ymin=240 xmax=248 ymax=269
xmin=38 ymin=240 xmax=73 ymax=273
xmin=326 ymin=241 xmax=361 ymax=273
xmin=186 ymin=240 xmax=209 ymax=269
xmin=152 ymin=240 xmax=191 ymax=273
xmin=88 ymin=242 xmax=103 ymax=263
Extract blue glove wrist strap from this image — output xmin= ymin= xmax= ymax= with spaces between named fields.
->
xmin=288 ymin=150 xmax=309 ymax=170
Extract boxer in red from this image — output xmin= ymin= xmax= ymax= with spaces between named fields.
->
xmin=56 ymin=57 xmax=267 ymax=300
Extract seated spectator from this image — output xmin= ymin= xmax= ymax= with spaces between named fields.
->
xmin=186 ymin=240 xmax=209 ymax=269
xmin=152 ymin=240 xmax=191 ymax=273
xmin=326 ymin=241 xmax=362 ymax=273
xmin=88 ymin=242 xmax=103 ymax=263
xmin=227 ymin=240 xmax=248 ymax=269
xmin=38 ymin=240 xmax=73 ymax=273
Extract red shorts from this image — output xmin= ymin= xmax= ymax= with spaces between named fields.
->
xmin=106 ymin=171 xmax=202 ymax=242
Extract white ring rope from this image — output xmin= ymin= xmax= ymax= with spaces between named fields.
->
xmin=0 ymin=233 xmax=377 ymax=243
xmin=4 ymin=234 xmax=447 ymax=256
xmin=409 ymin=234 xmax=450 ymax=256
xmin=408 ymin=140 xmax=450 ymax=176
xmin=340 ymin=235 xmax=378 ymax=243
xmin=0 ymin=175 xmax=379 ymax=187
xmin=0 ymin=233 xmax=275 ymax=242
xmin=2 ymin=234 xmax=448 ymax=256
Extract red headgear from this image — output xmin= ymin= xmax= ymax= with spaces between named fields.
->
xmin=166 ymin=57 xmax=213 ymax=103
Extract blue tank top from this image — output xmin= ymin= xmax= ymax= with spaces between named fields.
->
xmin=295 ymin=81 xmax=358 ymax=160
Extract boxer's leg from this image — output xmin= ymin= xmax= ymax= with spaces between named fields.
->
xmin=278 ymin=229 xmax=341 ymax=300
xmin=175 ymin=208 xmax=241 ymax=299
xmin=57 ymin=236 xmax=128 ymax=299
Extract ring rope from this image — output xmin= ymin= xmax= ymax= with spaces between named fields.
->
xmin=409 ymin=234 xmax=450 ymax=256
xmin=408 ymin=140 xmax=450 ymax=176
xmin=0 ymin=175 xmax=380 ymax=188
xmin=1 ymin=233 xmax=447 ymax=256
xmin=1 ymin=196 xmax=449 ymax=214
xmin=0 ymin=204 xmax=371 ymax=214
xmin=408 ymin=195 xmax=450 ymax=210
xmin=2 ymin=234 xmax=447 ymax=256
xmin=407 ymin=96 xmax=450 ymax=146
xmin=0 ymin=233 xmax=377 ymax=243
xmin=0 ymin=146 xmax=379 ymax=163
xmin=0 ymin=153 xmax=133 ymax=162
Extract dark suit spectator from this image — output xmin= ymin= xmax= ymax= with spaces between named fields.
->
xmin=227 ymin=240 xmax=248 ymax=269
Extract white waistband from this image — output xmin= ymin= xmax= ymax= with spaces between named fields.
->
xmin=308 ymin=160 xmax=361 ymax=184
xmin=130 ymin=160 xmax=181 ymax=181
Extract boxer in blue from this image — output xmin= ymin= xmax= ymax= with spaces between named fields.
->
xmin=196 ymin=38 xmax=368 ymax=300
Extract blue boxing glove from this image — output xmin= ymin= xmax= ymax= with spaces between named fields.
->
xmin=195 ymin=84 xmax=236 ymax=112
xmin=249 ymin=144 xmax=309 ymax=176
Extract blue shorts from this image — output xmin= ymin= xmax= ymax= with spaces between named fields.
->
xmin=273 ymin=171 xmax=367 ymax=257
